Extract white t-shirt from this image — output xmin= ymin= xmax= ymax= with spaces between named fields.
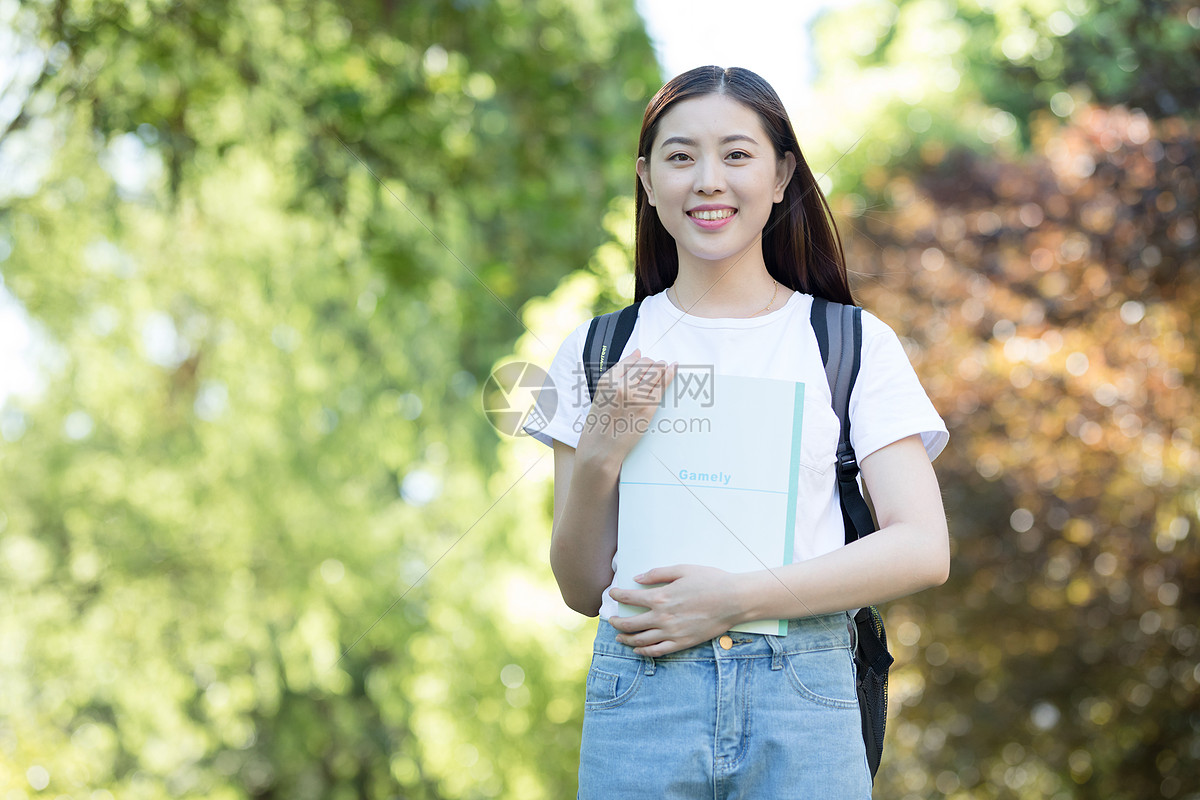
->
xmin=523 ymin=288 xmax=948 ymax=620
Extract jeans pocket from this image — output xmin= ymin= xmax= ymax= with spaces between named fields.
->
xmin=782 ymin=646 xmax=859 ymax=709
xmin=584 ymin=653 xmax=645 ymax=710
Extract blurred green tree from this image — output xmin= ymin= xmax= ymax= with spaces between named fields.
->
xmin=807 ymin=0 xmax=1200 ymax=193
xmin=0 ymin=0 xmax=658 ymax=797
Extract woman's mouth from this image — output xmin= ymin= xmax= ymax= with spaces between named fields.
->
xmin=687 ymin=207 xmax=737 ymax=230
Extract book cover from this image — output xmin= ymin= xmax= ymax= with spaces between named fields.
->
xmin=614 ymin=374 xmax=805 ymax=636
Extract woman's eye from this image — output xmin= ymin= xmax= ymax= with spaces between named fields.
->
xmin=728 ymin=151 xmax=750 ymax=160
xmin=667 ymin=152 xmax=691 ymax=162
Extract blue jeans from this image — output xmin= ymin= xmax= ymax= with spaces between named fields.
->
xmin=578 ymin=612 xmax=872 ymax=799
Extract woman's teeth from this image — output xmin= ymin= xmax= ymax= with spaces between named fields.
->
xmin=688 ymin=209 xmax=735 ymax=221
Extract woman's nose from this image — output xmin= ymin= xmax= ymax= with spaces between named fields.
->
xmin=693 ymin=157 xmax=725 ymax=195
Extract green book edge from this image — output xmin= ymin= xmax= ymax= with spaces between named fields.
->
xmin=778 ymin=381 xmax=805 ymax=636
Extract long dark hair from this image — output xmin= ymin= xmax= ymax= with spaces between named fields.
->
xmin=633 ymin=66 xmax=854 ymax=305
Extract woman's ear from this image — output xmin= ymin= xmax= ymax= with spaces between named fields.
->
xmin=774 ymin=151 xmax=797 ymax=203
xmin=636 ymin=156 xmax=656 ymax=207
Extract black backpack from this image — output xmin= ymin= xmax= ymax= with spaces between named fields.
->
xmin=582 ymin=295 xmax=893 ymax=781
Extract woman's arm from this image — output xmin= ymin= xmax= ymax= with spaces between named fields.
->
xmin=607 ymin=434 xmax=949 ymax=655
xmin=549 ymin=440 xmax=621 ymax=616
xmin=548 ymin=349 xmax=679 ymax=616
xmin=734 ymin=433 xmax=949 ymax=619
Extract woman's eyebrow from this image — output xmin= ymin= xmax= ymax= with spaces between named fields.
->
xmin=658 ymin=134 xmax=760 ymax=149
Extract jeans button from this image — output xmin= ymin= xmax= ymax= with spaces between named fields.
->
xmin=719 ymin=635 xmax=733 ymax=650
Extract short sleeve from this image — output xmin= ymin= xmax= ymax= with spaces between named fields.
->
xmin=848 ymin=312 xmax=949 ymax=462
xmin=521 ymin=320 xmax=593 ymax=449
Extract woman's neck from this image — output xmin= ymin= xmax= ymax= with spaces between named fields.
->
xmin=668 ymin=252 xmax=787 ymax=319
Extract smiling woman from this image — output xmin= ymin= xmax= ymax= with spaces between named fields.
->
xmin=631 ymin=67 xmax=855 ymax=316
xmin=635 ymin=93 xmax=795 ymax=316
xmin=524 ymin=66 xmax=949 ymax=799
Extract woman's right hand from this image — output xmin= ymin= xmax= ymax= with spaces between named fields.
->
xmin=577 ymin=348 xmax=678 ymax=467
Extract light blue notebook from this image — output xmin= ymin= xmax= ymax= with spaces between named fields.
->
xmin=615 ymin=374 xmax=805 ymax=636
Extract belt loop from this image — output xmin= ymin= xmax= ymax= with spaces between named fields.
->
xmin=847 ymin=610 xmax=858 ymax=651
xmin=764 ymin=630 xmax=784 ymax=670
xmin=642 ymin=655 xmax=656 ymax=676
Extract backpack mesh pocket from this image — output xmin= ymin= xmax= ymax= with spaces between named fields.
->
xmin=854 ymin=606 xmax=894 ymax=778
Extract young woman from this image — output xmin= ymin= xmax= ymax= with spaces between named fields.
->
xmin=524 ymin=66 xmax=949 ymax=798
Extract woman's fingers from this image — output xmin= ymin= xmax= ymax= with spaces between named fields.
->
xmin=661 ymin=360 xmax=678 ymax=388
xmin=623 ymin=353 xmax=676 ymax=389
xmin=614 ymin=628 xmax=661 ymax=646
xmin=598 ymin=349 xmax=677 ymax=408
xmin=614 ymin=349 xmax=660 ymax=383
xmin=580 ymin=348 xmax=679 ymax=462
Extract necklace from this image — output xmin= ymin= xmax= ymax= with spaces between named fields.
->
xmin=671 ymin=277 xmax=779 ymax=317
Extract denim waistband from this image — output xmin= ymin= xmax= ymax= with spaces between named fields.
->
xmin=592 ymin=612 xmax=854 ymax=661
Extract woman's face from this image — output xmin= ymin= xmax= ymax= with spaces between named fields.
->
xmin=636 ymin=93 xmax=796 ymax=268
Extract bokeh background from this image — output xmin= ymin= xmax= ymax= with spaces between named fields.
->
xmin=1 ymin=0 xmax=1197 ymax=798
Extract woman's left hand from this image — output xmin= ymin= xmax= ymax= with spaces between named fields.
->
xmin=606 ymin=565 xmax=746 ymax=657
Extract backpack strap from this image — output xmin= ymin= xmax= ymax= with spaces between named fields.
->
xmin=583 ymin=300 xmax=642 ymax=403
xmin=810 ymin=297 xmax=878 ymax=544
